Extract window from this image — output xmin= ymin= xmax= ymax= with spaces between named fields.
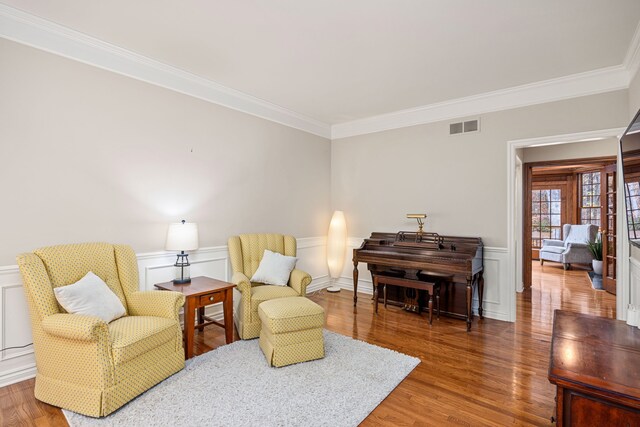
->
xmin=580 ymin=172 xmax=601 ymax=227
xmin=531 ymin=189 xmax=562 ymax=249
xmin=626 ymin=181 xmax=640 ymax=239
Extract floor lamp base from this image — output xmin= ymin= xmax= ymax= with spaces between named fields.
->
xmin=327 ymin=286 xmax=341 ymax=293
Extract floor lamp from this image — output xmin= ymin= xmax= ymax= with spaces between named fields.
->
xmin=327 ymin=210 xmax=347 ymax=293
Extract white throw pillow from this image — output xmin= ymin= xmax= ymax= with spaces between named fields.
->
xmin=54 ymin=272 xmax=126 ymax=323
xmin=250 ymin=250 xmax=298 ymax=286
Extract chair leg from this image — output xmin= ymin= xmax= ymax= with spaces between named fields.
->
xmin=563 ymin=263 xmax=570 ymax=270
xmin=540 ymin=259 xmax=544 ymax=266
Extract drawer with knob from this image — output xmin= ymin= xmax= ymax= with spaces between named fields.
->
xmin=198 ymin=292 xmax=224 ymax=307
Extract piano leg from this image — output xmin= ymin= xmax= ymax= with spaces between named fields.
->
xmin=466 ymin=275 xmax=472 ymax=332
xmin=353 ymin=260 xmax=359 ymax=306
xmin=373 ymin=275 xmax=379 ymax=314
xmin=370 ymin=271 xmax=376 ymax=301
xmin=383 ymin=284 xmax=387 ymax=309
xmin=478 ymin=271 xmax=485 ymax=319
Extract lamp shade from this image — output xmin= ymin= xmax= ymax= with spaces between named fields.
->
xmin=327 ymin=211 xmax=347 ymax=279
xmin=165 ymin=221 xmax=199 ymax=251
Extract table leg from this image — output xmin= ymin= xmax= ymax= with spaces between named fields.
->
xmin=184 ymin=296 xmax=195 ymax=359
xmin=197 ymin=307 xmax=205 ymax=327
xmin=223 ymin=288 xmax=234 ymax=344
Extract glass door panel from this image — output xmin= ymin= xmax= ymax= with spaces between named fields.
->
xmin=531 ymin=185 xmax=567 ymax=259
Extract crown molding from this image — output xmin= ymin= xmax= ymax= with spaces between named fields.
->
xmin=331 ymin=65 xmax=631 ymax=139
xmin=624 ymin=19 xmax=640 ymax=83
xmin=0 ymin=4 xmax=332 ymax=139
xmin=1 ymin=4 xmax=638 ymax=141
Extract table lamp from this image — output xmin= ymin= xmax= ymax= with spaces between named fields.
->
xmin=407 ymin=213 xmax=427 ymax=234
xmin=165 ymin=220 xmax=199 ymax=284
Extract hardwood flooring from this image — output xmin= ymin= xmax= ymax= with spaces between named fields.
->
xmin=0 ymin=262 xmax=616 ymax=426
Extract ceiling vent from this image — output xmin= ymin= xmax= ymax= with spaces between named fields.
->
xmin=450 ymin=119 xmax=480 ymax=135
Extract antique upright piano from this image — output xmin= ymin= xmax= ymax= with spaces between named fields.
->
xmin=353 ymin=231 xmax=484 ymax=331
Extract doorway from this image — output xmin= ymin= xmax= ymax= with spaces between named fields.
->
xmin=523 ymin=157 xmax=617 ymax=292
xmin=507 ymin=127 xmax=628 ymax=322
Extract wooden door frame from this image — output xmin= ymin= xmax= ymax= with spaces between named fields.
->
xmin=602 ymin=164 xmax=618 ymax=293
xmin=523 ymin=156 xmax=617 ymax=289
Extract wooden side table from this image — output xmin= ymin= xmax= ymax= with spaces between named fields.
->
xmin=155 ymin=276 xmax=235 ymax=359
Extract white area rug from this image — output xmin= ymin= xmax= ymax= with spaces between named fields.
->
xmin=63 ymin=330 xmax=419 ymax=427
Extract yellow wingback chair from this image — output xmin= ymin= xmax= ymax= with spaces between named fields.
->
xmin=16 ymin=243 xmax=185 ymax=417
xmin=228 ymin=234 xmax=312 ymax=339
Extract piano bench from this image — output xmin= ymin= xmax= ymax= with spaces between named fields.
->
xmin=417 ymin=271 xmax=455 ymax=282
xmin=373 ymin=275 xmax=440 ymax=325
xmin=417 ymin=271 xmax=455 ymax=296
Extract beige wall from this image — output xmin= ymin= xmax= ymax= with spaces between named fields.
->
xmin=1 ymin=36 xmax=635 ymax=265
xmin=521 ymin=137 xmax=618 ymax=163
xmin=332 ymin=91 xmax=629 ymax=248
xmin=0 ymin=39 xmax=331 ymax=265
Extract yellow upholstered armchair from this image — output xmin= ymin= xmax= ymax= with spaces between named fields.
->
xmin=16 ymin=243 xmax=185 ymax=417
xmin=228 ymin=233 xmax=312 ymax=339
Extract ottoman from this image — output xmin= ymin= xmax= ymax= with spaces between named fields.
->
xmin=258 ymin=296 xmax=325 ymax=367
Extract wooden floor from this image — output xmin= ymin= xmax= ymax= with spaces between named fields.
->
xmin=1 ymin=262 xmax=617 ymax=426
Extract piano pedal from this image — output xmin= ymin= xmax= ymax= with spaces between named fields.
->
xmin=403 ymin=304 xmax=420 ymax=313
xmin=403 ymin=288 xmax=420 ymax=313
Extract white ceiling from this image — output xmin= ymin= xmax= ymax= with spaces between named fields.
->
xmin=3 ymin=1 xmax=640 ymax=125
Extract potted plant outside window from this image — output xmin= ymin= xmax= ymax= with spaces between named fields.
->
xmin=587 ymin=235 xmax=603 ymax=276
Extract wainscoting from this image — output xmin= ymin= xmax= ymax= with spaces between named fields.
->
xmin=0 ymin=236 xmax=512 ymax=388
xmin=334 ymin=238 xmax=511 ymax=322
xmin=0 ymin=265 xmax=33 ymax=388
xmin=0 ymin=237 xmax=329 ymax=387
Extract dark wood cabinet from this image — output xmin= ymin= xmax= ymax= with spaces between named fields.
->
xmin=549 ymin=310 xmax=640 ymax=426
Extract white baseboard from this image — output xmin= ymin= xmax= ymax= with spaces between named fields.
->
xmin=0 ymin=363 xmax=36 ymax=388
xmin=307 ymin=275 xmax=331 ymax=293
xmin=336 ymin=275 xmax=373 ymax=295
